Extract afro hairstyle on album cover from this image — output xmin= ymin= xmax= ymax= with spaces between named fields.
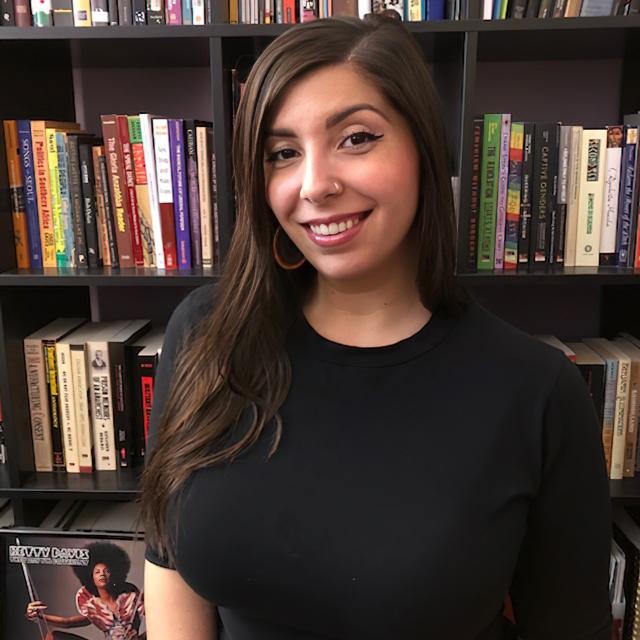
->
xmin=72 ymin=542 xmax=134 ymax=596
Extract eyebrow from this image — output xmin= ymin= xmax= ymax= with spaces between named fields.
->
xmin=265 ymin=103 xmax=389 ymax=138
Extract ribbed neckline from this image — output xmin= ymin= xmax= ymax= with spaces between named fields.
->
xmin=289 ymin=304 xmax=460 ymax=367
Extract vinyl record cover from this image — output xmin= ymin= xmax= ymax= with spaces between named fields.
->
xmin=4 ymin=533 xmax=146 ymax=639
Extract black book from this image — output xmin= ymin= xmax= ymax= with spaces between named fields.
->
xmin=1 ymin=0 xmax=16 ymax=24
xmin=98 ymin=153 xmax=119 ymax=268
xmin=52 ymin=0 xmax=74 ymax=23
xmin=466 ymin=118 xmax=483 ymax=273
xmin=146 ymin=0 xmax=164 ymax=22
xmin=118 ymin=0 xmax=132 ymax=22
xmin=518 ymin=122 xmax=535 ymax=270
xmin=525 ymin=0 xmax=541 ymax=14
xmin=537 ymin=0 xmax=554 ymax=14
xmin=66 ymin=135 xmax=90 ymax=269
xmin=623 ymin=113 xmax=640 ymax=267
xmin=545 ymin=122 xmax=560 ymax=265
xmin=79 ymin=142 xmax=101 ymax=269
xmin=108 ymin=0 xmax=118 ymax=23
xmin=509 ymin=0 xmax=528 ymax=17
xmin=132 ymin=0 xmax=146 ymax=23
xmin=554 ymin=125 xmax=570 ymax=265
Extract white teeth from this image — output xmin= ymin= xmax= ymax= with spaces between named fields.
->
xmin=309 ymin=213 xmax=364 ymax=236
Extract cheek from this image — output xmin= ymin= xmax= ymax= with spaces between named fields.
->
xmin=265 ymin=172 xmax=300 ymax=226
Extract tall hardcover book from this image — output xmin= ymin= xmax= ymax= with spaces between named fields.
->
xmin=17 ymin=120 xmax=43 ymax=268
xmin=2 ymin=120 xmax=30 ymax=269
xmin=168 ymin=119 xmax=192 ymax=270
xmin=24 ymin=318 xmax=86 ymax=472
xmin=477 ymin=114 xmax=501 ymax=271
xmin=563 ymin=126 xmax=583 ymax=267
xmin=494 ymin=113 xmax=511 ymax=270
xmin=101 ymin=115 xmax=135 ymax=268
xmin=575 ymin=129 xmax=607 ymax=267
xmin=600 ymin=125 xmax=624 ymax=266
xmin=128 ymin=116 xmax=156 ymax=268
xmin=504 ymin=122 xmax=524 ymax=270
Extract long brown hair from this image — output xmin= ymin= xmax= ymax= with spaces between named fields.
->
xmin=140 ymin=14 xmax=466 ymax=565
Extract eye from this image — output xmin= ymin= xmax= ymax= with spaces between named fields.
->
xmin=265 ymin=148 xmax=298 ymax=163
xmin=342 ymin=131 xmax=384 ymax=149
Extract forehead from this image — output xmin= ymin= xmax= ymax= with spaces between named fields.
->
xmin=269 ymin=63 xmax=392 ymax=126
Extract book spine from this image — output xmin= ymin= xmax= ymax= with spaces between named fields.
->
xmin=529 ymin=123 xmax=553 ymax=269
xmin=56 ymin=132 xmax=76 ymax=267
xmin=66 ymin=135 xmax=89 ymax=268
xmin=79 ymin=143 xmax=101 ymax=268
xmin=101 ymin=115 xmax=134 ymax=268
xmin=197 ymin=126 xmax=213 ymax=268
xmin=70 ymin=345 xmax=93 ymax=473
xmin=283 ymin=0 xmax=294 ymax=20
xmin=494 ymin=113 xmax=511 ymax=270
xmin=518 ymin=122 xmax=535 ymax=269
xmin=601 ymin=356 xmax=618 ymax=478
xmin=545 ymin=123 xmax=560 ymax=265
xmin=2 ymin=121 xmax=30 ymax=269
xmin=563 ymin=126 xmax=583 ymax=267
xmin=147 ymin=0 xmax=164 ymax=21
xmin=132 ymin=0 xmax=146 ymax=21
xmin=169 ymin=119 xmax=191 ymax=270
xmin=619 ymin=127 xmax=638 ymax=266
xmin=30 ymin=123 xmax=56 ymax=267
xmin=465 ymin=118 xmax=482 ymax=273
xmin=139 ymin=114 xmax=166 ymax=269
xmin=52 ymin=0 xmax=74 ymax=23
xmin=477 ymin=114 xmax=501 ymax=271
xmin=600 ymin=125 xmax=623 ymax=266
xmin=24 ymin=339 xmax=54 ymax=472
xmin=128 ymin=116 xmax=156 ymax=268
xmin=46 ymin=128 xmax=66 ymax=268
xmin=117 ymin=0 xmax=131 ymax=20
xmin=90 ymin=0 xmax=108 ymax=22
xmin=623 ymin=361 xmax=639 ymax=478
xmin=138 ymin=353 xmax=157 ymax=463
xmin=554 ymin=125 xmax=570 ymax=264
xmin=152 ymin=118 xmax=178 ymax=270
xmin=14 ymin=0 xmax=31 ymax=24
xmin=72 ymin=0 xmax=92 ymax=23
xmin=92 ymin=145 xmax=113 ymax=267
xmin=185 ymin=120 xmax=202 ymax=268
xmin=108 ymin=0 xmax=117 ymax=22
xmin=55 ymin=342 xmax=80 ymax=473
xmin=31 ymin=0 xmax=52 ymax=24
xmin=182 ymin=0 xmax=192 ymax=22
xmin=611 ymin=355 xmax=630 ymax=481
xmin=117 ymin=115 xmax=144 ymax=268
xmin=17 ymin=121 xmax=43 ymax=268
xmin=87 ymin=339 xmax=117 ymax=471
xmin=98 ymin=150 xmax=120 ymax=268
xmin=166 ymin=0 xmax=181 ymax=21
xmin=575 ymin=129 xmax=607 ymax=267
xmin=43 ymin=339 xmax=65 ymax=471
xmin=210 ymin=129 xmax=219 ymax=265
xmin=111 ymin=343 xmax=131 ymax=468
xmin=504 ymin=122 xmax=524 ymax=271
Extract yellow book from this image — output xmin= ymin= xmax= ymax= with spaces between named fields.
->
xmin=72 ymin=0 xmax=92 ymax=24
xmin=46 ymin=127 xmax=66 ymax=268
xmin=229 ymin=0 xmax=238 ymax=21
xmin=30 ymin=120 xmax=80 ymax=268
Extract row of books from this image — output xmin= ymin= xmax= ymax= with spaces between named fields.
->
xmin=23 ymin=317 xmax=164 ymax=475
xmin=465 ymin=112 xmax=640 ymax=273
xmin=4 ymin=115 xmax=219 ymax=271
xmin=0 ymin=0 xmax=215 ymax=26
xmin=538 ymin=334 xmax=640 ymax=481
xmin=482 ymin=0 xmax=639 ymax=18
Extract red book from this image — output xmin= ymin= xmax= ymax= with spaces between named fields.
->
xmin=117 ymin=115 xmax=144 ymax=268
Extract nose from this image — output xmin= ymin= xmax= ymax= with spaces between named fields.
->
xmin=299 ymin=149 xmax=340 ymax=205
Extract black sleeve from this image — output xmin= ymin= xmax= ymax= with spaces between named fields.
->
xmin=144 ymin=284 xmax=216 ymax=570
xmin=509 ymin=356 xmax=613 ymax=639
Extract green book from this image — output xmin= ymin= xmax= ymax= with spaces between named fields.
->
xmin=477 ymin=114 xmax=502 ymax=271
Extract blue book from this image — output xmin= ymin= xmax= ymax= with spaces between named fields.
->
xmin=168 ymin=119 xmax=192 ymax=271
xmin=55 ymin=132 xmax=75 ymax=267
xmin=17 ymin=120 xmax=43 ymax=268
xmin=182 ymin=0 xmax=193 ymax=23
xmin=427 ymin=0 xmax=444 ymax=18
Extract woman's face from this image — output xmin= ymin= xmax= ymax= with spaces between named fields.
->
xmin=93 ymin=562 xmax=111 ymax=588
xmin=264 ymin=63 xmax=421 ymax=285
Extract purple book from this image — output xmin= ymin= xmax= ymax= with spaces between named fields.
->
xmin=169 ymin=118 xmax=192 ymax=270
xmin=184 ymin=119 xmax=203 ymax=268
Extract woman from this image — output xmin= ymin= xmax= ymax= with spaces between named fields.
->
xmin=141 ymin=15 xmax=612 ymax=640
xmin=26 ymin=542 xmax=145 ymax=640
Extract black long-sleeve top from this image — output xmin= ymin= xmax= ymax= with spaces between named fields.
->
xmin=145 ymin=283 xmax=613 ymax=640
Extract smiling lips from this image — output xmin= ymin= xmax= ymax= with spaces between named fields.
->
xmin=303 ymin=210 xmax=372 ymax=247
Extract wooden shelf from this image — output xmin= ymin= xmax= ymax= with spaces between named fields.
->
xmin=457 ymin=267 xmax=640 ymax=285
xmin=0 ymin=469 xmax=141 ymax=500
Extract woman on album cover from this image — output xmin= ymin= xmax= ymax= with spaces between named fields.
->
xmin=25 ymin=542 xmax=146 ymax=640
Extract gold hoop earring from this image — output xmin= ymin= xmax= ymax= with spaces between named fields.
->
xmin=272 ymin=226 xmax=306 ymax=270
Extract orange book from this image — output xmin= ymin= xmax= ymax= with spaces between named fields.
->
xmin=3 ymin=120 xmax=30 ymax=269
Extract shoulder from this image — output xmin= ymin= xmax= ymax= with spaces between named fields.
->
xmin=166 ymin=283 xmax=217 ymax=341
xmin=75 ymin=586 xmax=94 ymax=614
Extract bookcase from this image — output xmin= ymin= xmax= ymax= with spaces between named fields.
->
xmin=0 ymin=16 xmax=639 ymax=527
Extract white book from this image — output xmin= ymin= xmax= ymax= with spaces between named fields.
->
xmin=139 ymin=114 xmax=166 ymax=270
xmin=563 ymin=126 xmax=583 ymax=267
xmin=600 ymin=127 xmax=623 ymax=261
xmin=192 ymin=0 xmax=205 ymax=23
xmin=358 ymin=0 xmax=370 ymax=16
xmin=152 ymin=119 xmax=173 ymax=206
xmin=197 ymin=126 xmax=213 ymax=268
xmin=482 ymin=0 xmax=492 ymax=17
xmin=55 ymin=340 xmax=81 ymax=473
xmin=575 ymin=129 xmax=607 ymax=267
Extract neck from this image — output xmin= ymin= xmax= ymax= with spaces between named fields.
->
xmin=97 ymin=587 xmax=112 ymax=601
xmin=303 ymin=259 xmax=430 ymax=348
